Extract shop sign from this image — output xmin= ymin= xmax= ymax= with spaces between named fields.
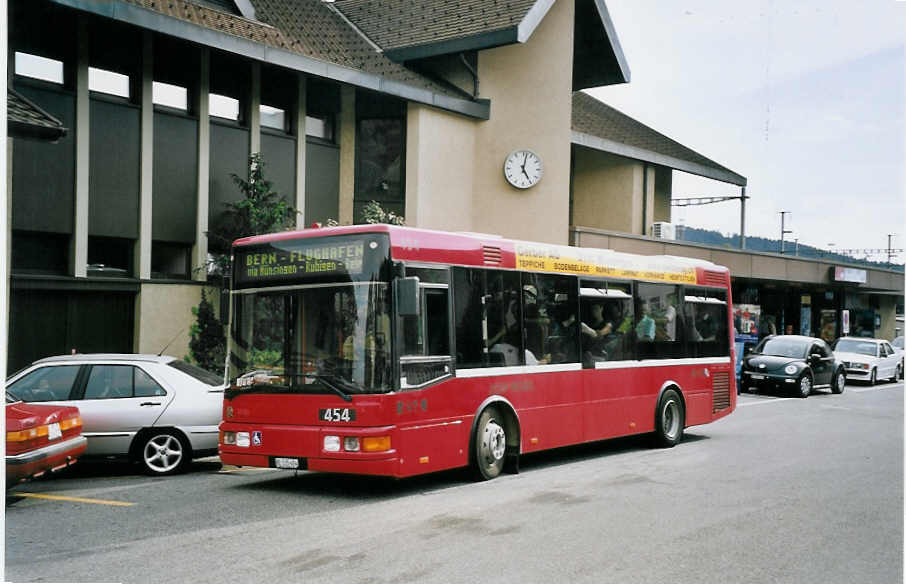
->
xmin=842 ymin=309 xmax=850 ymax=334
xmin=834 ymin=266 xmax=867 ymax=284
xmin=800 ymin=295 xmax=810 ymax=305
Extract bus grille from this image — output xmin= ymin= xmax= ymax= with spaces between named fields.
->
xmin=702 ymin=270 xmax=727 ymax=287
xmin=483 ymin=246 xmax=503 ymax=265
xmin=712 ymin=371 xmax=731 ymax=412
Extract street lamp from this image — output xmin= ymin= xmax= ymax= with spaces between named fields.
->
xmin=779 ymin=211 xmax=792 ymax=254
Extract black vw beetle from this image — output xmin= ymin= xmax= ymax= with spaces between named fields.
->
xmin=740 ymin=335 xmax=846 ymax=398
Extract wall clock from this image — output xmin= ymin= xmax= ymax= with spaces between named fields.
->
xmin=503 ymin=149 xmax=543 ymax=189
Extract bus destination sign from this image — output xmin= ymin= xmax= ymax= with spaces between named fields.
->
xmin=514 ymin=243 xmax=697 ymax=284
xmin=236 ymin=238 xmax=370 ymax=285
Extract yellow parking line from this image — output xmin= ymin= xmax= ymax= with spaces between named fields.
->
xmin=14 ymin=492 xmax=135 ymax=507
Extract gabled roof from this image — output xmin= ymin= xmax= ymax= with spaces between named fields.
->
xmin=7 ymin=89 xmax=68 ymax=142
xmin=334 ymin=0 xmax=543 ymax=62
xmin=334 ymin=0 xmax=630 ymax=90
xmin=571 ymin=92 xmax=747 ymax=186
xmin=50 ymin=0 xmax=490 ymax=118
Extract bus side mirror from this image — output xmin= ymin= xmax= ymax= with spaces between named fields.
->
xmin=395 ymin=277 xmax=420 ymax=316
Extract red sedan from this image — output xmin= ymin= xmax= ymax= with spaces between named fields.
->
xmin=6 ymin=393 xmax=87 ymax=487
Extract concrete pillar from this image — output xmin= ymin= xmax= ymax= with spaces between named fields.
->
xmin=192 ymin=48 xmax=210 ymax=281
xmin=294 ymin=74 xmax=307 ymax=228
xmin=137 ymin=31 xmax=153 ymax=280
xmin=249 ymin=61 xmax=261 ymax=157
xmin=73 ymin=16 xmax=90 ymax=277
xmin=338 ymin=85 xmax=355 ymax=224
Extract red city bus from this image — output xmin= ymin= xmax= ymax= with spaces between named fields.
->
xmin=219 ymin=225 xmax=736 ymax=480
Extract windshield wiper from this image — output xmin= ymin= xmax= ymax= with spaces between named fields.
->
xmin=302 ymin=373 xmax=354 ymax=402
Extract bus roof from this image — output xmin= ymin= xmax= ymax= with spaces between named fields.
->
xmin=233 ymin=225 xmax=729 ymax=287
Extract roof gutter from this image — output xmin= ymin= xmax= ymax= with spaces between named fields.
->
xmin=49 ymin=0 xmax=490 ymax=120
xmin=571 ymin=130 xmax=748 ymax=187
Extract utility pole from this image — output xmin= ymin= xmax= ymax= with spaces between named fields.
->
xmin=779 ymin=211 xmax=792 ymax=254
xmin=739 ymin=186 xmax=747 ymax=250
xmin=888 ymin=234 xmax=895 ymax=268
xmin=794 ymin=238 xmax=799 ymax=256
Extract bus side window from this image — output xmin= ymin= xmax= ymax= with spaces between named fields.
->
xmin=486 ymin=270 xmax=523 ymax=366
xmin=523 ymin=273 xmax=579 ymax=364
xmin=453 ymin=267 xmax=485 ymax=368
xmin=635 ymin=283 xmax=682 ymax=360
xmin=683 ymin=288 xmax=729 ymax=358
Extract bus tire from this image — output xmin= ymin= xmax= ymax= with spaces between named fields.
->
xmin=472 ymin=407 xmax=507 ymax=481
xmin=653 ymin=389 xmax=684 ymax=448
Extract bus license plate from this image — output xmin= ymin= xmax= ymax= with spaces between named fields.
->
xmin=319 ymin=408 xmax=356 ymax=422
xmin=274 ymin=457 xmax=300 ymax=470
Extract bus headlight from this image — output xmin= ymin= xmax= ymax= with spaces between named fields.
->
xmin=324 ymin=435 xmax=341 ymax=452
xmin=236 ymin=432 xmax=250 ymax=447
xmin=344 ymin=437 xmax=360 ymax=452
xmin=222 ymin=431 xmax=236 ymax=445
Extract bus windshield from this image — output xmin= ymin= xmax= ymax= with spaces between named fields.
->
xmin=228 ymin=283 xmax=392 ymax=397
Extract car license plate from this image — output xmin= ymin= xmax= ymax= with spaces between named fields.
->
xmin=274 ymin=457 xmax=300 ymax=470
xmin=48 ymin=422 xmax=62 ymax=441
xmin=749 ymin=374 xmax=765 ymax=380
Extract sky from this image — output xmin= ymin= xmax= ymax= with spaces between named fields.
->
xmin=588 ymin=0 xmax=905 ymax=263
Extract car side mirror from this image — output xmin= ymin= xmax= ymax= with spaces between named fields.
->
xmin=809 ymin=352 xmax=822 ymax=363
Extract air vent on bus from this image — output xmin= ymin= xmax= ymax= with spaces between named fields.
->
xmin=712 ymin=371 xmax=731 ymax=413
xmin=702 ymin=270 xmax=726 ymax=287
xmin=483 ymin=246 xmax=503 ymax=265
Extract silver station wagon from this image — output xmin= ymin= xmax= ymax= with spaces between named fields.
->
xmin=6 ymin=354 xmax=224 ymax=475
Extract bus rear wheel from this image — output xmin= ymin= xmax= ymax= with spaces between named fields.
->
xmin=653 ymin=389 xmax=684 ymax=448
xmin=473 ymin=407 xmax=506 ymax=480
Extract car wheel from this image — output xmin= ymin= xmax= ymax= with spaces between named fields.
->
xmin=472 ymin=407 xmax=506 ymax=481
xmin=140 ymin=431 xmax=191 ymax=476
xmin=797 ymin=374 xmax=812 ymax=398
xmin=898 ymin=363 xmax=904 ymax=381
xmin=654 ymin=389 xmax=685 ymax=448
xmin=869 ymin=368 xmax=877 ymax=386
xmin=831 ymin=369 xmax=845 ymax=394
xmin=889 ymin=365 xmax=900 ymax=383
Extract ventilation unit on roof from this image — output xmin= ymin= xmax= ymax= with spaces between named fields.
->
xmin=650 ymin=222 xmax=675 ymax=240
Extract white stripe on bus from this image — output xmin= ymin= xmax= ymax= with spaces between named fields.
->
xmin=455 ymin=357 xmax=730 ymax=378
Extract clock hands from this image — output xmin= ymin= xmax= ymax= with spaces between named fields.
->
xmin=521 ymin=152 xmax=530 ymax=180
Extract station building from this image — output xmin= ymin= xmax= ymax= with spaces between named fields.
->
xmin=6 ymin=0 xmax=903 ymax=372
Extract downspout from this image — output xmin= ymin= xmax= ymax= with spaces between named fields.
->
xmin=460 ymin=53 xmax=479 ymax=98
xmin=641 ymin=162 xmax=649 ymax=235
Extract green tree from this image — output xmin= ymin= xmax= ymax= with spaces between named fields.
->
xmin=188 ymin=289 xmax=225 ymax=374
xmin=189 ymin=154 xmax=297 ymax=372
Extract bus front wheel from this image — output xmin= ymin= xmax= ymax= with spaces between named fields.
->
xmin=473 ymin=407 xmax=506 ymax=480
xmin=653 ymin=389 xmax=684 ymax=448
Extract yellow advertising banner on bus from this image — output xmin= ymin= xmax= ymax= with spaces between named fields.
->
xmin=514 ymin=243 xmax=697 ymax=284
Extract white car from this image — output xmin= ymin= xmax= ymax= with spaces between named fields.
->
xmin=5 ymin=354 xmax=224 ymax=475
xmin=832 ymin=338 xmax=902 ymax=385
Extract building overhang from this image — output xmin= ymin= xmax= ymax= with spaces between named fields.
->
xmin=572 ymin=130 xmax=748 ymax=187
xmin=48 ymin=0 xmax=491 ymax=120
xmin=573 ymin=0 xmax=630 ymax=90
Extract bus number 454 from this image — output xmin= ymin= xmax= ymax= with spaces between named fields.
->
xmin=319 ymin=408 xmax=356 ymax=422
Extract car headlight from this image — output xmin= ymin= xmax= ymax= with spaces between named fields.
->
xmin=784 ymin=364 xmax=798 ymax=375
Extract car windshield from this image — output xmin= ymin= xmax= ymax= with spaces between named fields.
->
xmin=893 ymin=337 xmax=904 ymax=350
xmin=227 ymin=283 xmax=391 ymax=397
xmin=6 ymin=392 xmax=19 ymax=404
xmin=833 ymin=339 xmax=877 ymax=356
xmin=754 ymin=337 xmax=809 ymax=358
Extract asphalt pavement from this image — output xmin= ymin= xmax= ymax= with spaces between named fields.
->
xmin=6 ymin=380 xmax=903 ymax=584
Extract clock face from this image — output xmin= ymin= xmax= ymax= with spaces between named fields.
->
xmin=503 ymin=149 xmax=543 ymax=189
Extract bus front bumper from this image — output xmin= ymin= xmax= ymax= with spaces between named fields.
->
xmin=218 ymin=423 xmax=400 ymax=477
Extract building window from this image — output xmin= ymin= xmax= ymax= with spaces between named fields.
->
xmin=210 ymin=93 xmax=240 ymax=121
xmin=14 ymin=52 xmax=64 ymax=85
xmin=11 ymin=231 xmax=69 ymax=275
xmin=153 ymin=81 xmax=189 ymax=111
xmin=89 ymin=67 xmax=131 ymax=99
xmin=87 ymin=236 xmax=133 ymax=277
xmin=260 ymin=104 xmax=286 ymax=131
xmin=151 ymin=242 xmax=191 ymax=280
xmin=305 ymin=114 xmax=334 ymax=141
xmin=354 ymin=117 xmax=405 ymax=221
